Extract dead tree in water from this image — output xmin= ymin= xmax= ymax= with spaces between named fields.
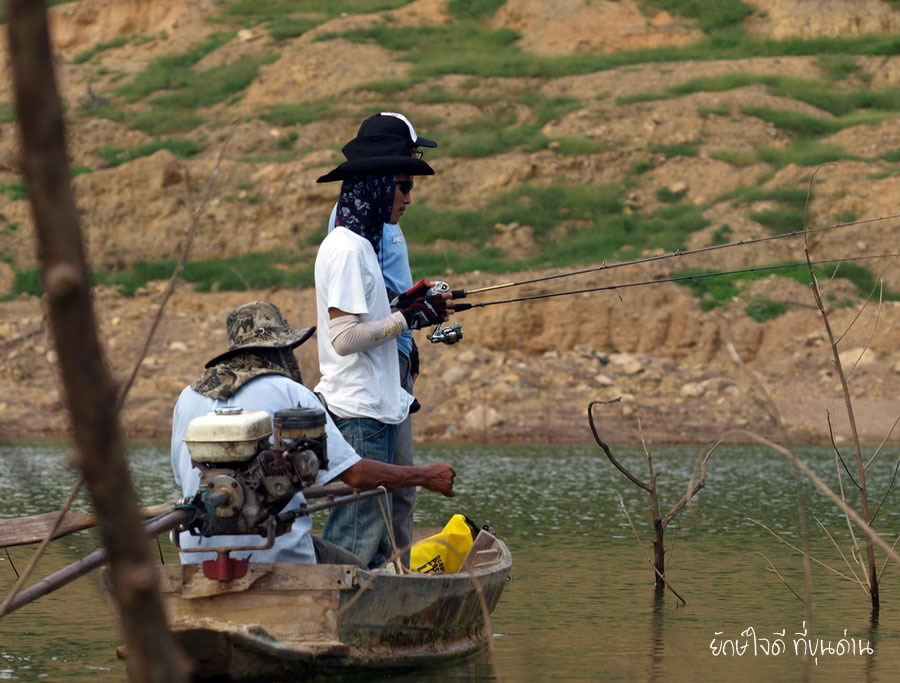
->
xmin=802 ymin=199 xmax=883 ymax=617
xmin=2 ymin=2 xmax=189 ymax=681
xmin=588 ymin=401 xmax=718 ymax=601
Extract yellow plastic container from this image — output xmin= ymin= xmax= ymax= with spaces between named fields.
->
xmin=410 ymin=514 xmax=475 ymax=574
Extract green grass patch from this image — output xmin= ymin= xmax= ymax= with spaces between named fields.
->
xmin=718 ymin=185 xmax=808 ymax=208
xmin=127 ymin=53 xmax=279 ymax=134
xmin=448 ymin=0 xmax=506 ymax=20
xmin=748 ymin=208 xmax=804 ymax=234
xmin=432 ymin=96 xmax=581 ymax=158
xmin=656 ymin=186 xmax=687 ymax=203
xmin=267 ymin=16 xmax=321 ymax=42
xmin=359 ymin=78 xmax=421 ymax=95
xmin=86 ymin=104 xmax=127 ymax=122
xmin=710 ymin=149 xmax=757 ymax=167
xmin=96 ymin=138 xmax=204 ymax=167
xmin=641 ymin=0 xmax=754 ymax=33
xmin=260 ymin=101 xmax=334 ymax=126
xmin=404 ymin=184 xmax=708 ymax=274
xmin=131 ymin=110 xmax=205 ymax=136
xmin=148 ymin=54 xmax=278 ymax=110
xmin=224 ymin=0 xmax=412 ymax=40
xmin=73 ymin=36 xmax=129 ymax=64
xmin=741 ymin=106 xmax=890 ymax=138
xmin=114 ymin=32 xmax=234 ymax=102
xmin=674 ymin=261 xmax=900 ymax=311
xmin=651 ymin=142 xmax=699 ymax=158
xmin=699 ymin=105 xmax=730 ymax=117
xmin=326 ymin=23 xmax=900 ymax=82
xmin=550 ymin=137 xmax=608 ymax=155
xmin=744 ymin=297 xmax=788 ymax=322
xmin=881 ymin=148 xmax=900 ymax=162
xmin=832 ymin=210 xmax=857 ymax=223
xmin=709 ymin=224 xmax=732 ymax=246
xmin=756 ymin=140 xmax=858 ymax=168
xmin=226 ymin=0 xmax=410 ymax=17
xmin=815 ymin=54 xmax=861 ymax=81
xmin=0 ymin=182 xmax=28 ymax=201
xmin=11 ymin=253 xmax=316 ymax=298
xmin=0 ymin=102 xmax=15 ymax=123
xmin=403 ymin=183 xmax=623 ymax=245
xmin=618 ymin=72 xmax=900 ymax=117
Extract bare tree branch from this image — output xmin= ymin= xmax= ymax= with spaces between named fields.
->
xmin=748 ymin=518 xmax=861 ymax=586
xmin=662 ymin=440 xmax=720 ymax=528
xmin=588 ymin=401 xmax=651 ymax=492
xmin=617 ymin=493 xmax=686 ymax=604
xmin=755 ymin=551 xmax=806 ymax=603
xmin=1 ymin=2 xmax=189 ymax=679
xmin=731 ymin=431 xmax=900 ymax=571
xmin=864 ymin=411 xmax=900 ymax=470
xmin=813 ymin=516 xmax=866 ymax=591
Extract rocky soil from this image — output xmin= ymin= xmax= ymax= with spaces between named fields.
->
xmin=0 ymin=0 xmax=898 ymax=447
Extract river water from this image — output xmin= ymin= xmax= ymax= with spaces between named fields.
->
xmin=1 ymin=441 xmax=899 ymax=681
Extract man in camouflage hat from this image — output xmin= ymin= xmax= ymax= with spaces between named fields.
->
xmin=170 ymin=301 xmax=456 ymax=566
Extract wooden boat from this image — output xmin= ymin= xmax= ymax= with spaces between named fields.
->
xmin=153 ymin=530 xmax=511 ymax=681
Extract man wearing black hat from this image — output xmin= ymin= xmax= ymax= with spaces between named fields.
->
xmin=326 ymin=112 xmax=437 ymax=568
xmin=170 ymin=301 xmax=456 ymax=566
xmin=314 ymin=139 xmax=452 ymax=569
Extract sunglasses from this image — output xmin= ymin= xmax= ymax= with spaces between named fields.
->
xmin=397 ymin=179 xmax=414 ymax=195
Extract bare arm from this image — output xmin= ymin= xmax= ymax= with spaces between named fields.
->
xmin=339 ymin=460 xmax=456 ymax=497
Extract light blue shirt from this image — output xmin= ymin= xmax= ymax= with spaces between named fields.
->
xmin=170 ymin=375 xmax=361 ymax=564
xmin=328 ymin=204 xmax=414 ymax=357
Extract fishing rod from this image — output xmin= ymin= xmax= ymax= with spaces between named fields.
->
xmin=0 ymin=486 xmax=383 ymax=617
xmin=450 ymin=253 xmax=900 ymax=312
xmin=462 ymin=213 xmax=900 ymax=296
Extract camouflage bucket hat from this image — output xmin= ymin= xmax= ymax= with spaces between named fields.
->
xmin=204 ymin=301 xmax=315 ymax=368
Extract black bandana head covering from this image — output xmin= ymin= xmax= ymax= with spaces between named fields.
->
xmin=334 ymin=175 xmax=396 ymax=254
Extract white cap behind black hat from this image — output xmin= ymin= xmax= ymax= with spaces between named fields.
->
xmin=356 ymin=112 xmax=438 ymax=148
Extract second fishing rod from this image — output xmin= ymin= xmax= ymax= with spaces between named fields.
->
xmin=456 ymin=211 xmax=900 ymax=297
xmin=421 ymin=252 xmax=900 ymax=344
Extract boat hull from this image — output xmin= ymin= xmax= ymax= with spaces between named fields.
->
xmin=156 ymin=534 xmax=511 ymax=680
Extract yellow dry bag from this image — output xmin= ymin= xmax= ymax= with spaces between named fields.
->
xmin=410 ymin=514 xmax=476 ymax=574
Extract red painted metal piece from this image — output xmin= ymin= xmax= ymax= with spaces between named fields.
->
xmin=202 ymin=551 xmax=249 ymax=581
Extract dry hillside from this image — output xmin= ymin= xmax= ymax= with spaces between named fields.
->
xmin=0 ymin=0 xmax=898 ymax=446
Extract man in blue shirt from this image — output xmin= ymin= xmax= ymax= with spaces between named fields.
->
xmin=327 ymin=112 xmax=437 ymax=566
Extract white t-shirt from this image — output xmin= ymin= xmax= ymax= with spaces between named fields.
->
xmin=314 ymin=226 xmax=413 ymax=424
xmin=170 ymin=375 xmax=361 ymax=564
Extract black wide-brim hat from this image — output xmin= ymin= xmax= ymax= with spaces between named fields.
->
xmin=316 ymin=154 xmax=434 ymax=183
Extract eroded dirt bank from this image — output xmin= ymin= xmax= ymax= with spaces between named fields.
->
xmin=1 ymin=269 xmax=897 ymax=446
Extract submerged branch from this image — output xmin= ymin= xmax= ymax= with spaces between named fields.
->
xmin=617 ymin=493 xmax=686 ymax=604
xmin=755 ymin=551 xmax=806 ymax=604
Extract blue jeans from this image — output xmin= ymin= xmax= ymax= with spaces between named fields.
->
xmin=323 ymin=417 xmax=396 ymax=569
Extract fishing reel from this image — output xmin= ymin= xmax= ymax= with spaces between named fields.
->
xmin=427 ymin=321 xmax=463 ymax=345
xmin=181 ymin=406 xmax=328 ymax=538
xmin=426 ymin=280 xmax=463 ymax=345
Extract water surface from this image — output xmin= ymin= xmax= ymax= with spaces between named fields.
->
xmin=1 ymin=441 xmax=898 ymax=681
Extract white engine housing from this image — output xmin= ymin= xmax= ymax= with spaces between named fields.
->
xmin=183 ymin=408 xmax=272 ymax=462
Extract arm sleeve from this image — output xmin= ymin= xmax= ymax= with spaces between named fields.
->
xmin=328 ymin=312 xmax=408 ymax=355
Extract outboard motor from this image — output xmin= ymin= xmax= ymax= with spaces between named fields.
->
xmin=182 ymin=406 xmax=328 ymax=538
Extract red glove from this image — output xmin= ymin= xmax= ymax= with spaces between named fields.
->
xmin=399 ymin=294 xmax=447 ymax=330
xmin=392 ymin=280 xmax=431 ymax=310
